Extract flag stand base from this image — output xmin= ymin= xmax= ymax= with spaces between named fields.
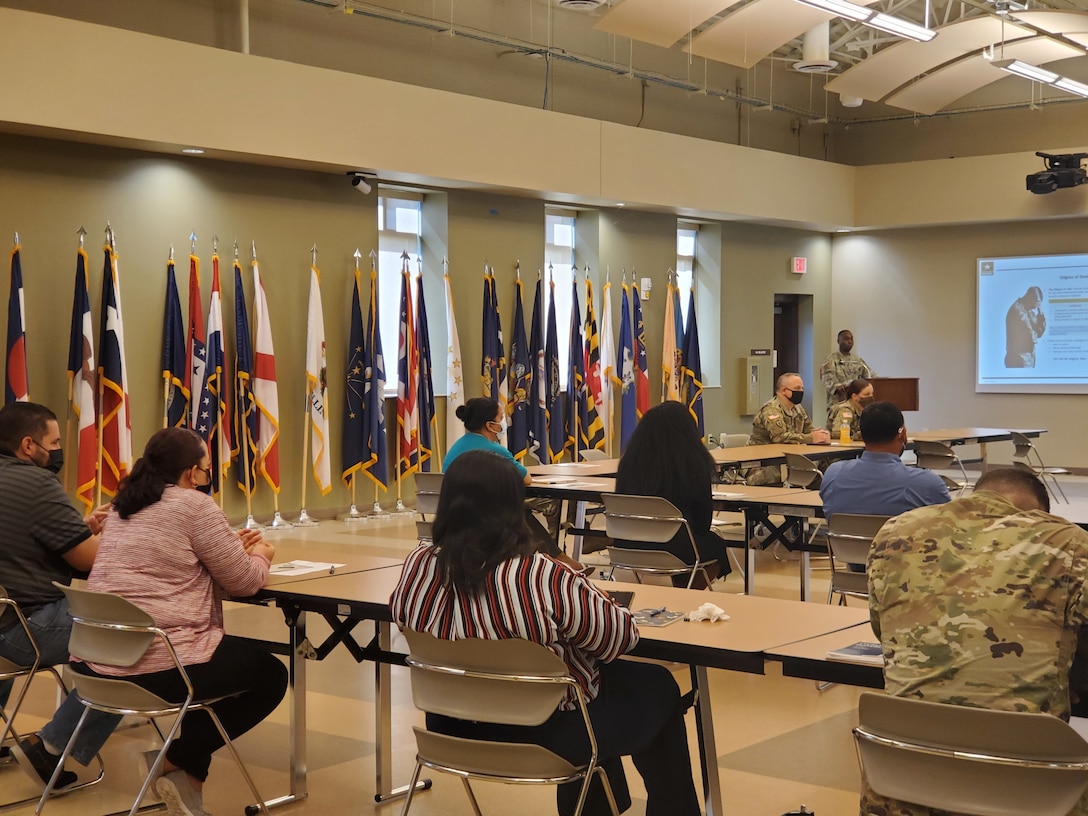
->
xmin=342 ymin=504 xmax=368 ymax=522
xmin=392 ymin=499 xmax=414 ymax=515
xmin=369 ymin=502 xmax=392 ymax=519
xmin=269 ymin=511 xmax=294 ymax=530
xmin=295 ymin=508 xmax=320 ymax=527
xmin=241 ymin=514 xmax=265 ymax=531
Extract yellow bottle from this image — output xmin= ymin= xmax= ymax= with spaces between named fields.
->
xmin=839 ymin=418 xmax=851 ymax=445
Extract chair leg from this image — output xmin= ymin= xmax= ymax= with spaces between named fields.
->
xmin=36 ymin=703 xmax=92 ymax=815
xmin=206 ymin=709 xmax=269 ymax=815
xmin=461 ymin=777 xmax=483 ymax=816
xmin=570 ymin=766 xmax=597 ymax=816
xmin=396 ymin=762 xmax=424 ymax=816
xmin=594 ymin=766 xmax=620 ymax=816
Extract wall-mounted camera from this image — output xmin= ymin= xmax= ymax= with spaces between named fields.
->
xmin=347 ymin=171 xmax=375 ymax=194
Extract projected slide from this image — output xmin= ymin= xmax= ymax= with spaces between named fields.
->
xmin=978 ymin=254 xmax=1088 ymax=393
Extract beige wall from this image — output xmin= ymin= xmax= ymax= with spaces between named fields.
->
xmin=831 ymin=222 xmax=1088 ymax=469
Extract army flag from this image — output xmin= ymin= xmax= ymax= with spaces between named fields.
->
xmin=232 ymin=260 xmax=259 ymax=496
xmin=681 ymin=289 xmax=704 ymax=435
xmin=444 ymin=272 xmax=464 ymax=454
xmin=162 ymin=260 xmax=187 ymax=428
xmin=252 ymin=260 xmax=281 ymax=493
xmin=67 ymin=247 xmax=97 ymax=512
xmin=507 ymin=276 xmax=530 ymax=460
xmin=342 ymin=267 xmax=367 ymax=486
xmin=415 ymin=269 xmax=436 ymax=472
xmin=6 ymin=244 xmax=28 ymax=404
xmin=305 ymin=263 xmax=332 ymax=495
xmin=97 ymin=244 xmax=133 ymax=496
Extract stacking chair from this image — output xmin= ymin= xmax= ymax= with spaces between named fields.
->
xmin=913 ymin=440 xmax=970 ymax=494
xmin=0 ymin=587 xmax=103 ymax=809
xmin=577 ymin=448 xmax=608 ymax=462
xmin=1010 ymin=431 xmax=1069 ymax=503
xmin=48 ymin=583 xmax=269 ymax=816
xmin=602 ymin=494 xmax=715 ymax=589
xmin=717 ymin=434 xmax=750 ymax=485
xmin=783 ymin=452 xmax=822 ymax=490
xmin=854 ymin=692 xmax=1088 ymax=816
xmin=414 ymin=472 xmax=444 ymax=543
xmin=824 ymin=514 xmax=889 ymax=605
xmin=399 ymin=630 xmax=619 ymax=816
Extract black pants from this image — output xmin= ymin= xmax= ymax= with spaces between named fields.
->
xmin=427 ymin=659 xmax=700 ymax=816
xmin=75 ymin=635 xmax=288 ymax=781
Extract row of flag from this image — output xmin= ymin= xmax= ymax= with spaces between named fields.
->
xmin=476 ymin=267 xmax=704 ymax=463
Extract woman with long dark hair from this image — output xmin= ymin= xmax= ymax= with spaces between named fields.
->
xmin=615 ymin=400 xmax=731 ymax=587
xmin=391 ymin=449 xmax=699 ymax=816
xmin=81 ymin=428 xmax=287 ymax=816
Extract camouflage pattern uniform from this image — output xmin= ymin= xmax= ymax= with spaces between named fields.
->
xmin=864 ymin=490 xmax=1088 ymax=816
xmin=745 ymin=396 xmax=816 ymax=486
xmin=819 ymin=351 xmax=874 ymax=415
xmin=826 ymin=400 xmax=861 ymax=440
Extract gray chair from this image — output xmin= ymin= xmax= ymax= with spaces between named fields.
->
xmin=578 ymin=448 xmax=609 ymax=462
xmin=717 ymin=434 xmax=751 ymax=485
xmin=783 ymin=452 xmax=822 ymax=490
xmin=398 ymin=630 xmax=619 ymax=816
xmin=49 ymin=583 xmax=269 ymax=816
xmin=414 ymin=472 xmax=444 ymax=543
xmin=602 ymin=494 xmax=715 ymax=589
xmin=854 ymin=692 xmax=1088 ymax=816
xmin=0 ymin=586 xmax=103 ymax=808
xmin=1010 ymin=431 xmax=1069 ymax=503
xmin=825 ymin=514 xmax=889 ymax=605
xmin=914 ymin=440 xmax=970 ymax=494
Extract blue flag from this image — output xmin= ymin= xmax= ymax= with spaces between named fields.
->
xmin=618 ymin=281 xmax=636 ymax=452
xmin=681 ymin=289 xmax=704 ymax=436
xmin=481 ymin=270 xmax=500 ymax=401
xmin=545 ymin=274 xmax=565 ymax=463
xmin=205 ymin=256 xmax=230 ymax=494
xmin=362 ymin=266 xmax=389 ymax=489
xmin=342 ymin=268 xmax=367 ymax=486
xmin=162 ymin=260 xmax=186 ymax=427
xmin=508 ymin=277 xmax=530 ymax=460
xmin=232 ymin=260 xmax=259 ymax=496
xmin=566 ymin=277 xmax=588 ymax=460
xmin=632 ymin=285 xmax=650 ymax=419
xmin=416 ymin=270 xmax=436 ymax=472
xmin=527 ymin=275 xmax=547 ymax=459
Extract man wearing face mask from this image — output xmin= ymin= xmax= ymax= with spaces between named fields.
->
xmin=820 ymin=401 xmax=950 ymax=523
xmin=0 ymin=402 xmax=118 ymax=789
xmin=746 ymin=373 xmax=830 ymax=486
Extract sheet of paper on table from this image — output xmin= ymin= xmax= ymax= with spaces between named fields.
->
xmin=269 ymin=560 xmax=347 ymax=577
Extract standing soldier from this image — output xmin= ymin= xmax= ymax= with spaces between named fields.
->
xmin=819 ymin=329 xmax=875 ymax=417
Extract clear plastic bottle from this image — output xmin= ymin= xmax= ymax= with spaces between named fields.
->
xmin=839 ymin=417 xmax=851 ymax=445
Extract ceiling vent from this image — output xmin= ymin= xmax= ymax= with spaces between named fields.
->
xmin=793 ymin=21 xmax=838 ymax=74
xmin=555 ymin=0 xmax=606 ymax=10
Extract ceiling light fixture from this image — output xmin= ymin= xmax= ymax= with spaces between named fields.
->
xmin=793 ymin=0 xmax=937 ymax=42
xmin=180 ymin=147 xmax=205 ymax=155
xmin=993 ymin=59 xmax=1088 ymax=98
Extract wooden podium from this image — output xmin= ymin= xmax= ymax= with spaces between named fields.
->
xmin=869 ymin=377 xmax=919 ymax=411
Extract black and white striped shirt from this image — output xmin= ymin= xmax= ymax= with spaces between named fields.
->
xmin=390 ymin=544 xmax=638 ymax=709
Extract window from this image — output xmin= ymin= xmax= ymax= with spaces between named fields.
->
xmin=676 ymin=226 xmax=697 ymax=328
xmin=545 ymin=210 xmax=577 ymax=386
xmin=378 ymin=195 xmax=423 ymax=390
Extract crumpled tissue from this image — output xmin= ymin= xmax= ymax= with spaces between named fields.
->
xmin=687 ymin=602 xmax=730 ymax=623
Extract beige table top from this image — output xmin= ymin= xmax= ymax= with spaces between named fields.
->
xmin=711 ymin=442 xmax=862 ymax=466
xmin=910 ymin=427 xmax=1045 ymax=444
xmin=528 ymin=460 xmax=619 ymax=477
xmin=764 ymin=620 xmax=884 ymax=688
xmin=765 ymin=620 xmax=878 ymax=661
xmin=265 ymin=547 xmax=404 ymax=586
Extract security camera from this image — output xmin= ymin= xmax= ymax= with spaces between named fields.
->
xmin=347 ymin=172 xmax=373 ymax=195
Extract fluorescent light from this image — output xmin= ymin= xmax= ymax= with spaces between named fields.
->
xmin=993 ymin=59 xmax=1059 ymax=84
xmin=868 ymin=13 xmax=937 ymax=42
xmin=1052 ymin=76 xmax=1088 ymax=98
xmin=181 ymin=147 xmax=205 ymax=155
xmin=793 ymin=0 xmax=870 ymax=23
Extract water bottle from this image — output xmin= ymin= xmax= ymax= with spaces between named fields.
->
xmin=839 ymin=417 xmax=850 ymax=445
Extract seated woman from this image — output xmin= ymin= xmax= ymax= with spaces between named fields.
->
xmin=615 ymin=400 xmax=731 ymax=588
xmin=391 ymin=450 xmax=699 ymax=816
xmin=825 ymin=377 xmax=873 ymax=441
xmin=80 ymin=428 xmax=287 ymax=816
xmin=445 ymin=396 xmax=573 ymax=568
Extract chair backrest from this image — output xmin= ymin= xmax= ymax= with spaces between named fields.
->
xmin=523 ymin=450 xmax=542 ymax=467
xmin=722 ymin=433 xmax=750 ymax=448
xmin=578 ymin=448 xmax=608 ymax=461
xmin=415 ymin=520 xmax=433 ymax=542
xmin=784 ymin=452 xmax=821 ymax=489
xmin=414 ymin=472 xmax=444 ymax=517
xmin=602 ymin=494 xmax=686 ymax=545
xmin=913 ymin=440 xmax=957 ymax=470
xmin=403 ymin=630 xmax=571 ymax=727
xmin=55 ymin=582 xmax=156 ymax=669
xmin=826 ymin=513 xmax=890 ymax=568
xmin=854 ymin=692 xmax=1088 ymax=816
xmin=0 ymin=584 xmax=37 ymax=673
xmin=1009 ymin=431 xmax=1035 ymax=461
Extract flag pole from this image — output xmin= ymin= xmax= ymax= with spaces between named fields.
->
xmin=296 ymin=246 xmax=319 ymax=527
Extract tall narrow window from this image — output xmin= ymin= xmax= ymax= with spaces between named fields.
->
xmin=545 ymin=210 xmax=577 ymax=385
xmin=676 ymin=225 xmax=698 ymax=329
xmin=378 ymin=194 xmax=423 ymax=390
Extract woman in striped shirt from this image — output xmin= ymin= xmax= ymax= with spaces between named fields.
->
xmin=82 ymin=428 xmax=287 ymax=816
xmin=390 ymin=449 xmax=699 ymax=816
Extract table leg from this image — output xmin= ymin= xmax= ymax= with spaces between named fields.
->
xmin=691 ymin=665 xmax=723 ymax=816
xmin=800 ymin=552 xmax=810 ymax=602
xmin=571 ymin=500 xmax=587 ymax=562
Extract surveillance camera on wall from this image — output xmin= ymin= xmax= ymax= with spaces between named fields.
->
xmin=347 ymin=171 xmax=374 ymax=195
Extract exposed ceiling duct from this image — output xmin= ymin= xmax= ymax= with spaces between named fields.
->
xmin=793 ymin=21 xmax=838 ymax=73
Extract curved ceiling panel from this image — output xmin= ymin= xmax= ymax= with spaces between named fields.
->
xmin=593 ymin=0 xmax=738 ymax=48
xmin=683 ymin=0 xmax=843 ymax=69
xmin=886 ymin=36 xmax=1086 ymax=114
xmin=1012 ymin=10 xmax=1088 ymax=49
xmin=825 ymin=17 xmax=1031 ymax=101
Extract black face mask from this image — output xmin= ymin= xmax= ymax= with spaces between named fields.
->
xmin=45 ymin=448 xmax=64 ymax=475
xmin=788 ymin=389 xmax=804 ymax=405
xmin=196 ymin=466 xmax=213 ymax=495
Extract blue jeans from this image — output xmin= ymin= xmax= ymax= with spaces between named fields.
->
xmin=0 ymin=597 xmax=120 ymax=765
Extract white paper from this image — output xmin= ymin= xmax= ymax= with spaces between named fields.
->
xmin=268 ymin=560 xmax=346 ymax=577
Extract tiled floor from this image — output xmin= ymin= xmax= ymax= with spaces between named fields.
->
xmin=5 ymin=471 xmax=1083 ymax=816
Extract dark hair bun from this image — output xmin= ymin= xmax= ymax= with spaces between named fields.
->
xmin=455 ymin=405 xmax=469 ymax=420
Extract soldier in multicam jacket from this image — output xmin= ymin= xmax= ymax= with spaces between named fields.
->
xmin=820 ymin=330 xmax=875 ymax=416
xmin=865 ymin=468 xmax=1088 ymax=816
xmin=746 ymin=372 xmax=829 ymax=486
xmin=825 ymin=378 xmax=874 ymax=441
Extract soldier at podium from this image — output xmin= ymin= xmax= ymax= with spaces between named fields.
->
xmin=819 ymin=329 xmax=876 ymax=417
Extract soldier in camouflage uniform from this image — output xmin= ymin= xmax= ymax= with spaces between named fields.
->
xmin=820 ymin=330 xmax=875 ymax=417
xmin=865 ymin=468 xmax=1088 ymax=816
xmin=825 ymin=378 xmax=874 ymax=441
xmin=746 ymin=373 xmax=830 ymax=486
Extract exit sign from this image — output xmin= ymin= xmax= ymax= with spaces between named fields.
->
xmin=791 ymin=256 xmax=807 ymax=275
